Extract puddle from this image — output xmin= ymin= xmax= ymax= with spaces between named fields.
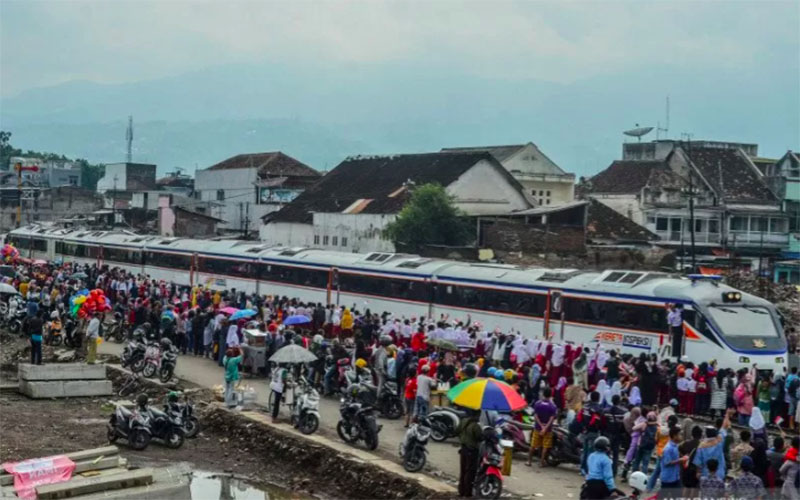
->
xmin=189 ymin=471 xmax=311 ymax=500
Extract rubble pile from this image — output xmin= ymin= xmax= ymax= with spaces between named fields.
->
xmin=201 ymin=405 xmax=444 ymax=499
xmin=724 ymin=271 xmax=800 ymax=330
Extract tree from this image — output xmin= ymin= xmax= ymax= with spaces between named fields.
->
xmin=384 ymin=183 xmax=475 ymax=251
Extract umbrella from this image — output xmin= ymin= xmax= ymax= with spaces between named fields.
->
xmin=269 ymin=344 xmax=318 ymax=364
xmin=283 ymin=314 xmax=311 ymax=326
xmin=0 ymin=283 xmax=17 ymax=294
xmin=230 ymin=308 xmax=257 ymax=321
xmin=71 ymin=272 xmax=88 ymax=280
xmin=33 ymin=259 xmax=48 ymax=266
xmin=219 ymin=306 xmax=239 ymax=315
xmin=427 ymin=338 xmax=459 ymax=351
xmin=447 ymin=377 xmax=526 ymax=412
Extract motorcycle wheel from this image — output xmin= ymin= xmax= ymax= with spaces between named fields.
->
xmin=9 ymin=321 xmax=20 ymax=334
xmin=429 ymin=421 xmax=449 ymax=442
xmin=474 ymin=475 xmax=502 ymax=499
xmin=545 ymin=452 xmax=562 ymax=467
xmin=299 ymin=413 xmax=319 ymax=435
xmin=129 ymin=429 xmax=150 ymax=450
xmin=159 ymin=366 xmax=174 ymax=383
xmin=114 ymin=329 xmax=125 ymax=343
xmin=131 ymin=358 xmax=145 ymax=373
xmin=51 ymin=335 xmax=63 ymax=347
xmin=142 ymin=363 xmax=156 ymax=378
xmin=107 ymin=427 xmax=118 ymax=443
xmin=403 ymin=447 xmax=426 ymax=472
xmin=166 ymin=429 xmax=184 ymax=449
xmin=382 ymin=398 xmax=403 ymax=420
xmin=336 ymin=421 xmax=358 ymax=443
xmin=364 ymin=430 xmax=379 ymax=451
xmin=184 ymin=417 xmax=200 ymax=438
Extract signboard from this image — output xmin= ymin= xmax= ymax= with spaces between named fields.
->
xmin=594 ymin=331 xmax=652 ymax=350
xmin=2 ymin=455 xmax=76 ymax=499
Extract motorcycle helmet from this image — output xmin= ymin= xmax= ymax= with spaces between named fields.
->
xmin=503 ymin=369 xmax=515 ymax=382
xmin=167 ymin=391 xmax=180 ymax=403
xmin=628 ymin=471 xmax=648 ymax=492
xmin=355 ymin=358 xmax=368 ymax=369
xmin=593 ymin=436 xmax=610 ymax=452
xmin=313 ymin=334 xmax=323 ymax=345
xmin=160 ymin=337 xmax=173 ymax=349
xmin=136 ymin=394 xmax=149 ymax=407
xmin=132 ymin=330 xmax=144 ymax=341
xmin=50 ymin=310 xmax=59 ymax=319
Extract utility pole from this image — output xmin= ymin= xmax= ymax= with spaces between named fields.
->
xmin=112 ymin=174 xmax=118 ymax=227
xmin=244 ymin=202 xmax=250 ymax=239
xmin=14 ymin=162 xmax=39 ymax=228
xmin=681 ymin=134 xmax=697 ymax=272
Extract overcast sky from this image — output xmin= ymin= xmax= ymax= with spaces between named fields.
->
xmin=1 ymin=0 xmax=797 ymax=98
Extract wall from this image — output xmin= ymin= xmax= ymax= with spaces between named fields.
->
xmin=520 ymin=180 xmax=574 ymax=206
xmin=259 ymin=221 xmax=314 ymax=247
xmin=0 ymin=187 xmax=101 ymax=232
xmin=196 ymin=167 xmax=259 ymax=232
xmin=312 ymin=212 xmax=396 ymax=253
xmin=174 ymin=211 xmax=216 ymax=238
xmin=481 ymin=219 xmax=585 ymax=255
xmin=446 ymin=160 xmax=530 ymax=215
xmin=96 ymin=164 xmax=128 ymax=193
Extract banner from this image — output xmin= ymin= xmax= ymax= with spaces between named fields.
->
xmin=2 ymin=455 xmax=76 ymax=499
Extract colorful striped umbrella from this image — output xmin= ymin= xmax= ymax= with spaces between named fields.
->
xmin=447 ymin=377 xmax=526 ymax=412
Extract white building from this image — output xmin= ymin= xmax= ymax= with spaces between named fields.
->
xmin=261 ymin=151 xmax=532 ymax=253
xmin=96 ymin=162 xmax=157 ymax=194
xmin=442 ymin=142 xmax=575 ymax=206
xmin=194 ymin=152 xmax=320 ymax=235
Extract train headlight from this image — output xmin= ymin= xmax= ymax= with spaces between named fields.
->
xmin=775 ymin=357 xmax=785 ymax=364
xmin=722 ymin=292 xmax=742 ymax=303
xmin=739 ymin=356 xmax=750 ymax=364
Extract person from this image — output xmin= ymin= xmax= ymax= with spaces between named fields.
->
xmin=584 ymin=436 xmax=623 ymax=499
xmin=735 ymin=372 xmax=755 ymax=426
xmin=527 ymin=387 xmax=557 ymax=467
xmin=645 ymin=413 xmax=678 ymax=492
xmin=269 ymin=362 xmax=289 ymax=422
xmin=415 ymin=365 xmax=436 ymax=419
xmin=698 ymin=459 xmax=726 ymax=499
xmin=403 ymin=366 xmax=417 ymax=427
xmin=620 ymin=407 xmax=644 ymax=480
xmin=580 ymin=391 xmax=606 ymax=476
xmin=766 ymin=436 xmax=785 ymax=489
xmin=606 ymin=394 xmax=627 ymax=477
xmin=457 ymin=409 xmax=482 ymax=498
xmin=730 ymin=429 xmax=753 ymax=476
xmin=658 ymin=427 xmax=687 ymax=498
xmin=86 ymin=311 xmax=101 ymax=364
xmin=779 ymin=436 xmax=800 ymax=500
xmin=679 ymin=425 xmax=703 ymax=495
xmin=787 ymin=367 xmax=799 ymax=430
xmin=728 ymin=456 xmax=767 ymax=499
xmin=222 ymin=347 xmax=242 ymax=408
xmin=693 ymin=409 xmax=731 ymax=481
xmin=631 ymin=412 xmax=657 ymax=475
xmin=28 ymin=310 xmax=44 ymax=365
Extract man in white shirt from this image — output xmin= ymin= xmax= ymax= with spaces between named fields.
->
xmin=86 ymin=311 xmax=102 ymax=364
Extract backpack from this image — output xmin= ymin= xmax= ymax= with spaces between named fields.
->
xmin=640 ymin=424 xmax=657 ymax=450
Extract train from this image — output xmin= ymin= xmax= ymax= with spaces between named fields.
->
xmin=4 ymin=225 xmax=789 ymax=371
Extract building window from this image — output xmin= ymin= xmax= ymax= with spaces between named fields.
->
xmin=539 ymin=190 xmax=544 ymax=196
xmin=68 ymin=176 xmax=79 ymax=186
xmin=313 ymin=235 xmax=320 ymax=245
xmin=216 ymin=189 xmax=225 ymax=201
xmin=655 ymin=217 xmax=668 ymax=231
xmin=709 ymin=219 xmax=719 ymax=234
xmin=694 ymin=219 xmax=703 ymax=232
xmin=341 ymin=237 xmax=348 ymax=247
xmin=670 ymin=218 xmax=681 ymax=232
xmin=546 ymin=199 xmax=551 ymax=205
xmin=730 ymin=216 xmax=747 ymax=231
xmin=538 ymin=199 xmax=543 ymax=206
xmin=769 ymin=218 xmax=785 ymax=233
xmin=546 ymin=190 xmax=551 ymax=196
xmin=323 ymin=235 xmax=329 ymax=245
xmin=332 ymin=236 xmax=338 ymax=246
xmin=531 ymin=189 xmax=537 ymax=196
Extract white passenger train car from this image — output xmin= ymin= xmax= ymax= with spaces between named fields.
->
xmin=6 ymin=225 xmax=788 ymax=371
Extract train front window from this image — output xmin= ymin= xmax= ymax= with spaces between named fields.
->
xmin=706 ymin=306 xmax=779 ymax=338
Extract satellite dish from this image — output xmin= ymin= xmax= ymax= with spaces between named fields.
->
xmin=623 ymin=126 xmax=654 ymax=138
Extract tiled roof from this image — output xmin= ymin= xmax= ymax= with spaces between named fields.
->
xmin=586 ymin=160 xmax=669 ymax=194
xmin=205 ymin=152 xmax=320 ymax=178
xmin=441 ymin=144 xmax=526 ymax=162
xmin=586 ymin=199 xmax=658 ymax=243
xmin=266 ymin=151 xmax=512 ymax=223
xmin=684 ymin=147 xmax=776 ymax=203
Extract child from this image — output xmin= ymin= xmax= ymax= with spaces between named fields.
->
xmin=620 ymin=407 xmax=645 ymax=479
xmin=404 ymin=368 xmax=418 ymax=427
xmin=699 ymin=459 xmax=726 ymax=499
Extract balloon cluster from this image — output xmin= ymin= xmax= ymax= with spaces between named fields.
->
xmin=70 ymin=288 xmax=111 ymax=318
xmin=1 ymin=244 xmax=19 ymax=264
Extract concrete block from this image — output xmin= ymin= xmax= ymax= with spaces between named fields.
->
xmin=19 ymin=363 xmax=107 ymax=381
xmin=75 ymin=481 xmax=191 ymax=500
xmin=19 ymin=379 xmax=113 ymax=399
xmin=37 ymin=468 xmax=153 ymax=499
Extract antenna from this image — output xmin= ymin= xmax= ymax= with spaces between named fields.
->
xmin=125 ymin=116 xmax=133 ymax=163
xmin=623 ymin=124 xmax=654 ymax=143
xmin=657 ymin=96 xmax=670 ymax=140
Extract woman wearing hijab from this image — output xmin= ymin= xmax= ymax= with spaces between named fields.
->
xmin=554 ymin=376 xmax=568 ymax=409
xmin=596 ymin=379 xmax=609 ymax=407
xmin=734 ymin=372 xmax=755 ymax=426
xmin=749 ymin=407 xmax=768 ymax=444
xmin=620 ymin=407 xmax=645 ymax=479
xmin=709 ymin=369 xmax=728 ymax=419
xmin=629 ymin=386 xmax=642 ymax=406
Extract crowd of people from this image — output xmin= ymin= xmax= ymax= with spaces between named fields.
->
xmin=2 ymin=260 xmax=800 ymax=498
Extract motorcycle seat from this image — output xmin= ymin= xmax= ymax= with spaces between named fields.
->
xmin=148 ymin=408 xmax=168 ymax=419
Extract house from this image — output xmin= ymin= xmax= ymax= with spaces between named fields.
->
xmin=4 ymin=157 xmax=81 ymax=188
xmin=584 ymin=142 xmax=789 ymax=258
xmin=158 ymin=195 xmax=223 ymax=238
xmin=96 ymin=162 xmax=157 ymax=194
xmin=261 ymin=151 xmax=531 ymax=253
xmin=0 ymin=185 xmax=102 ymax=232
xmin=442 ymin=142 xmax=575 ymax=205
xmin=194 ymin=152 xmax=320 ymax=236
xmin=156 ymin=170 xmax=194 ymax=197
xmin=622 ymin=139 xmax=759 ymax=161
xmin=765 ymin=151 xmax=800 ymax=258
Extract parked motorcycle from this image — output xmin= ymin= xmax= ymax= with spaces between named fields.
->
xmin=474 ymin=428 xmax=504 ymax=499
xmin=546 ymin=425 xmax=583 ymax=467
xmin=4 ymin=295 xmax=25 ymax=335
xmin=427 ymin=405 xmax=467 ymax=442
xmin=291 ymin=378 xmax=321 ymax=435
xmin=44 ymin=318 xmax=64 ymax=346
xmin=142 ymin=405 xmax=185 ymax=448
xmin=499 ymin=417 xmax=532 ymax=453
xmin=106 ymin=312 xmax=128 ymax=343
xmin=348 ymin=378 xmax=404 ymax=420
xmin=399 ymin=416 xmax=431 ymax=472
xmin=165 ymin=392 xmax=199 ymax=438
xmin=107 ymin=403 xmax=151 ymax=450
xmin=121 ymin=334 xmax=147 ymax=372
xmin=157 ymin=339 xmax=178 ymax=383
xmin=62 ymin=317 xmax=80 ymax=348
xmin=337 ymin=385 xmax=382 ymax=450
xmin=141 ymin=341 xmax=163 ymax=378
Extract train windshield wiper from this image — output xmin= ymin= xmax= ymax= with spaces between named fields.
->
xmin=742 ymin=305 xmax=768 ymax=314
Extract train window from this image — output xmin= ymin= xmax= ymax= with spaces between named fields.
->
xmin=618 ymin=272 xmax=643 ymax=284
xmin=147 ymin=251 xmax=191 ymax=270
xmin=603 ymin=272 xmax=625 ymax=283
xmin=582 ymin=301 xmax=608 ymax=324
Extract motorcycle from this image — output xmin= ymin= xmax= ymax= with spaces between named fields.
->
xmin=62 ymin=317 xmax=80 ymax=348
xmin=291 ymin=378 xmax=321 ymax=435
xmin=122 ymin=338 xmax=147 ymax=372
xmin=499 ymin=417 xmax=532 ymax=453
xmin=44 ymin=319 xmax=64 ymax=346
xmin=4 ymin=296 xmax=25 ymax=335
xmin=337 ymin=385 xmax=382 ymax=450
xmin=474 ymin=428 xmax=504 ymax=499
xmin=141 ymin=342 xmax=163 ymax=378
xmin=546 ymin=425 xmax=583 ymax=467
xmin=324 ymin=357 xmax=351 ymax=396
xmin=165 ymin=396 xmax=199 ymax=438
xmin=158 ymin=343 xmax=178 ymax=383
xmin=142 ymin=406 xmax=185 ymax=449
xmin=399 ymin=416 xmax=431 ymax=472
xmin=348 ymin=377 xmax=404 ymax=420
xmin=106 ymin=312 xmax=128 ymax=343
xmin=107 ymin=404 xmax=151 ymax=450
xmin=427 ymin=405 xmax=467 ymax=442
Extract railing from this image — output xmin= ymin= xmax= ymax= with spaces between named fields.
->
xmin=656 ymin=230 xmax=721 ymax=244
xmin=727 ymin=231 xmax=789 ymax=245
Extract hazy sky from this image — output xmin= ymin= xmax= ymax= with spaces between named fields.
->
xmin=2 ymin=0 xmax=797 ymax=98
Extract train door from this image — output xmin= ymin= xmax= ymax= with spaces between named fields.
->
xmin=544 ymin=290 xmax=564 ymax=339
xmin=97 ymin=245 xmax=104 ymax=268
xmin=326 ymin=268 xmax=340 ymax=306
xmin=189 ymin=253 xmax=198 ymax=288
